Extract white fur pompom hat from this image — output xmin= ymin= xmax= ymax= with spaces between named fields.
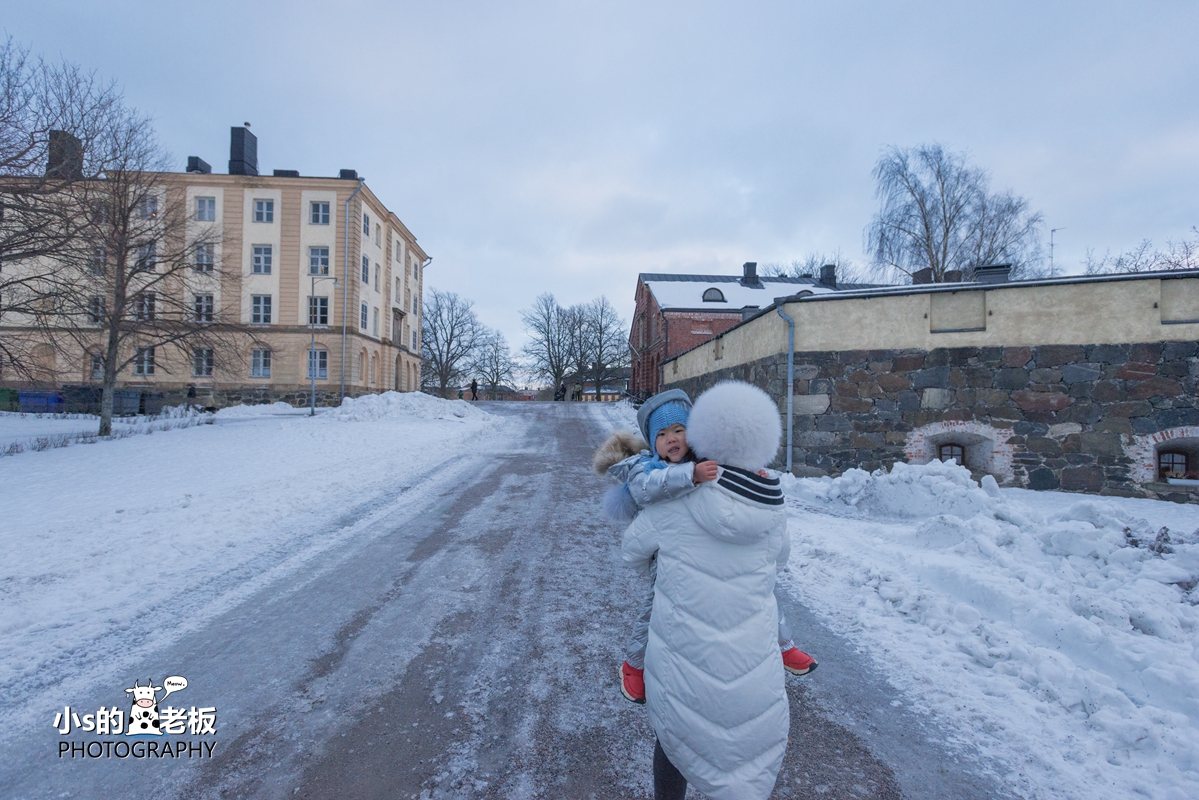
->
xmin=685 ymin=380 xmax=782 ymax=471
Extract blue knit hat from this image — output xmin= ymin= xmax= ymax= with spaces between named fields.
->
xmin=647 ymin=401 xmax=690 ymax=460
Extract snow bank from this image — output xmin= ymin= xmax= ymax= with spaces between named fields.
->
xmin=333 ymin=391 xmax=490 ymax=422
xmin=212 ymin=401 xmax=299 ymax=419
xmin=782 ymin=460 xmax=1199 ymax=799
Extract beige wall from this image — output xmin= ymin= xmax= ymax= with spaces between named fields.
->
xmin=670 ymin=275 xmax=1199 ymax=382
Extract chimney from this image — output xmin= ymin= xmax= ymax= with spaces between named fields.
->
xmin=819 ymin=263 xmax=837 ymax=288
xmin=740 ymin=261 xmax=760 ymax=287
xmin=186 ymin=156 xmax=212 ymax=174
xmin=975 ymin=264 xmax=1012 ymax=284
xmin=228 ymin=126 xmax=258 ymax=176
xmin=339 ymin=169 xmax=359 ymax=180
xmin=741 ymin=305 xmax=760 ymax=321
xmin=46 ymin=130 xmax=83 ymax=180
xmin=272 ymin=169 xmax=300 ymax=177
xmin=911 ymin=267 xmax=934 ymax=285
xmin=943 ymin=270 xmax=963 ymax=283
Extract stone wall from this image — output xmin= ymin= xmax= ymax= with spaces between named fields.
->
xmin=666 ymin=340 xmax=1199 ymax=502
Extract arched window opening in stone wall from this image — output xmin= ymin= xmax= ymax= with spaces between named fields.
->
xmin=939 ymin=443 xmax=966 ymax=467
xmin=905 ymin=421 xmax=1015 ymax=483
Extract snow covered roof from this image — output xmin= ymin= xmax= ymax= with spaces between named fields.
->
xmin=640 ymin=273 xmax=838 ymax=312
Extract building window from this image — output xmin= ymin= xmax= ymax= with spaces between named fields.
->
xmin=360 ymin=302 xmax=368 ymax=329
xmin=90 ymin=354 xmax=103 ymax=380
xmin=411 ymin=329 xmax=418 ymax=351
xmin=251 ymin=294 xmax=272 ymax=324
xmin=412 ymin=295 xmax=418 ymax=315
xmin=310 ymin=201 xmax=330 ymax=225
xmin=363 ymin=212 xmax=370 ymax=235
xmin=88 ymin=295 xmax=105 ymax=323
xmin=702 ymin=287 xmax=725 ymax=302
xmin=251 ymin=348 xmax=271 ymax=378
xmin=394 ymin=241 xmax=401 ymax=261
xmin=361 ymin=254 xmax=369 ymax=283
xmin=196 ymin=196 xmax=216 ymax=221
xmin=254 ymin=199 xmax=274 ymax=223
xmin=939 ymin=443 xmax=965 ymax=465
xmin=370 ymin=354 xmax=376 ymax=384
xmin=374 ymin=223 xmax=381 ymax=246
xmin=372 ymin=307 xmax=379 ymax=336
xmin=1159 ymin=451 xmax=1189 ymax=480
xmin=194 ymin=243 xmax=214 ymax=272
xmin=308 ymin=296 xmax=329 ymax=326
xmin=192 ymin=348 xmax=214 ymax=377
xmin=309 ymin=246 xmax=330 ymax=275
xmin=138 ymin=196 xmax=158 ymax=220
xmin=374 ymin=265 xmax=379 ymax=291
xmin=91 ymin=247 xmax=106 ymax=275
xmin=135 ymin=241 xmax=157 ymax=271
xmin=252 ymin=245 xmax=272 ymax=274
xmin=194 ymin=294 xmax=214 ymax=323
xmin=135 ymin=292 xmax=155 ymax=321
xmin=308 ymin=349 xmax=328 ymax=379
xmin=134 ymin=346 xmax=155 ymax=375
xmin=395 ymin=276 xmax=400 ymax=299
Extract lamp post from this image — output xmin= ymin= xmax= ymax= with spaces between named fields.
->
xmin=309 ymin=273 xmax=338 ymax=416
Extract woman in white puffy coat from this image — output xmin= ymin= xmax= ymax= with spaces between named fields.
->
xmin=621 ymin=381 xmax=791 ymax=800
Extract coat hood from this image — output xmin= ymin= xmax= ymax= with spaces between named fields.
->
xmin=592 ymin=430 xmax=648 ymax=476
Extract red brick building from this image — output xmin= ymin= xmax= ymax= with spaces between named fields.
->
xmin=630 ymin=262 xmax=842 ymax=397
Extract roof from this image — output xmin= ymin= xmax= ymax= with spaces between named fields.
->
xmin=638 ymin=273 xmax=878 ymax=312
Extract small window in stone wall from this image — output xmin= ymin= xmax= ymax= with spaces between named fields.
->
xmin=939 ymin=443 xmax=965 ymax=466
xmin=1159 ymin=451 xmax=1190 ymax=480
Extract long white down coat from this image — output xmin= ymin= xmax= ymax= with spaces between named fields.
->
xmin=622 ymin=474 xmax=790 ymax=800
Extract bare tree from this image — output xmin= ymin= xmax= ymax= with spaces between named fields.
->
xmin=420 ymin=288 xmax=482 ymax=397
xmin=1084 ymin=227 xmax=1199 ymax=275
xmin=581 ymin=296 xmax=628 ymax=399
xmin=563 ymin=303 xmax=590 ymax=399
xmin=471 ymin=327 xmax=516 ymax=398
xmin=762 ymin=249 xmax=869 ymax=284
xmin=864 ymin=144 xmax=1044 ymax=283
xmin=520 ymin=292 xmax=572 ymax=392
xmin=0 ymin=39 xmax=123 ymax=379
xmin=32 ymin=107 xmax=245 ymax=436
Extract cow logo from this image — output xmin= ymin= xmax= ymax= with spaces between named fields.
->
xmin=55 ymin=674 xmax=217 ymax=759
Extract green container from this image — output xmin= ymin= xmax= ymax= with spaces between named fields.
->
xmin=0 ymin=388 xmax=19 ymax=412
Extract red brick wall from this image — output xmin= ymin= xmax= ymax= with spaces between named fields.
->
xmin=629 ymin=279 xmax=742 ymax=396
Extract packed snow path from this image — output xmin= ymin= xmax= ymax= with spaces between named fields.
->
xmin=3 ymin=400 xmax=1017 ymax=799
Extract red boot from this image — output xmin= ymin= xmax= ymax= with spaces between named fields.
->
xmin=620 ymin=661 xmax=646 ymax=704
xmin=782 ymin=647 xmax=818 ymax=676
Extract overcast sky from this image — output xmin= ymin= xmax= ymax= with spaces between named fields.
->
xmin=8 ymin=1 xmax=1199 ymax=349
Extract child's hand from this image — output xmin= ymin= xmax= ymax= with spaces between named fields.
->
xmin=757 ymin=469 xmax=769 ymax=478
xmin=693 ymin=460 xmax=719 ymax=484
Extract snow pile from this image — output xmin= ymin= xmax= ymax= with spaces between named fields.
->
xmin=213 ymin=401 xmax=299 ymax=419
xmin=333 ymin=390 xmax=490 ymax=422
xmin=782 ymin=460 xmax=1199 ymax=800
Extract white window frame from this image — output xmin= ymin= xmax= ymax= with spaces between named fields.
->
xmin=139 ymin=196 xmax=158 ymax=220
xmin=361 ymin=254 xmax=369 ymax=283
xmin=88 ymin=295 xmax=105 ymax=324
xmin=196 ymin=196 xmax=216 ymax=222
xmin=251 ymin=294 xmax=272 ymax=325
xmin=90 ymin=353 xmax=104 ymax=380
xmin=372 ymin=307 xmax=379 ymax=336
xmin=135 ymin=241 xmax=157 ymax=271
xmin=360 ymin=302 xmax=368 ymax=330
xmin=254 ymin=199 xmax=274 ymax=223
xmin=194 ymin=293 xmax=214 ymax=323
xmin=134 ymin=346 xmax=155 ymax=375
xmin=251 ymin=348 xmax=271 ymax=378
xmin=308 ymin=295 xmax=329 ymax=326
xmin=309 ymin=246 xmax=329 ymax=276
xmin=374 ymin=264 xmax=379 ymax=291
xmin=194 ymin=243 xmax=214 ymax=273
xmin=310 ymin=201 xmax=330 ymax=225
xmin=135 ymin=292 xmax=156 ymax=321
xmin=192 ymin=348 xmax=214 ymax=377
xmin=363 ymin=212 xmax=370 ymax=235
xmin=252 ymin=245 xmax=272 ymax=274
xmin=91 ymin=247 xmax=106 ymax=275
xmin=307 ymin=349 xmax=328 ymax=380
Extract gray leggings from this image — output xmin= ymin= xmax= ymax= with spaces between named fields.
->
xmin=625 ymin=556 xmax=795 ymax=670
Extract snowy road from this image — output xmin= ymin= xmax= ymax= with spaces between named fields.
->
xmin=4 ymin=401 xmax=1016 ymax=799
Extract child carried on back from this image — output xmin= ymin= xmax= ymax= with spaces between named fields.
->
xmin=593 ymin=389 xmax=817 ymax=704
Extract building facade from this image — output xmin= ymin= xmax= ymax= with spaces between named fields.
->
xmin=0 ymin=127 xmax=427 ymax=408
xmin=629 ymin=263 xmax=855 ymax=398
xmin=663 ymin=269 xmax=1199 ymax=502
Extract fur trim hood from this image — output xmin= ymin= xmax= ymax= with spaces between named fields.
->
xmin=592 ymin=430 xmax=648 ymax=476
xmin=686 ymin=381 xmax=782 ymax=471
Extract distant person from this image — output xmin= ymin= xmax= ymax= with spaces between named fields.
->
xmin=556 ymin=383 xmax=566 ymax=401
xmin=470 ymin=379 xmax=478 ymax=401
xmin=620 ymin=381 xmax=793 ymax=799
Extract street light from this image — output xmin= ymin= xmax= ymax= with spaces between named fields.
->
xmin=309 ymin=273 xmax=339 ymax=416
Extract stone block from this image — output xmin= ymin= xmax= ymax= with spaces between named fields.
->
xmin=1002 ymin=347 xmax=1032 ymax=368
xmin=1160 ymin=361 xmax=1190 ymax=378
xmin=869 ymin=360 xmax=893 ymax=373
xmin=1036 ymin=345 xmax=1086 ymax=366
xmin=1128 ymin=376 xmax=1183 ymax=400
xmin=1087 ymin=344 xmax=1130 ymax=364
xmin=910 ymin=365 xmax=951 ymax=389
xmin=816 ymin=414 xmax=853 ymax=432
xmin=1068 ymin=382 xmax=1093 ymax=398
xmin=1131 ymin=417 xmax=1158 ymax=434
xmin=892 ymin=355 xmax=926 ymax=371
xmin=1129 ymin=343 xmax=1162 ymax=363
xmin=964 ymin=367 xmax=994 ymax=388
xmin=924 ymin=349 xmax=952 ymax=368
xmin=851 ymin=432 xmax=885 ymax=449
xmin=1116 ymin=362 xmax=1157 ymax=381
xmin=948 ymin=368 xmax=968 ymax=389
xmin=1107 ymin=400 xmax=1153 ymax=417
xmin=1162 ymin=341 xmax=1198 ymax=361
xmin=1028 ymin=467 xmax=1060 ymax=490
xmin=811 ymin=378 xmax=835 ymax=394
xmin=794 ymin=364 xmax=821 ymax=380
xmin=1079 ymin=432 xmax=1124 ymax=457
xmin=1061 ymin=466 xmax=1104 ymax=493
xmin=978 ymin=389 xmax=1011 ymax=406
xmin=993 ymin=368 xmax=1030 ymax=390
xmin=1048 ymin=422 xmax=1082 ymax=438
xmin=848 ymin=369 xmax=873 ymax=383
xmin=1030 ymin=368 xmax=1063 ymax=384
xmin=1059 ymin=363 xmax=1101 ymax=384
xmin=793 ymin=394 xmax=831 ymax=415
xmin=1011 ymin=390 xmax=1074 ymax=413
xmin=897 ymin=391 xmax=921 ymax=412
xmin=1095 ymin=417 xmax=1133 ymax=434
xmin=1025 ymin=436 xmax=1062 ymax=454
xmin=942 ymin=408 xmax=974 ymax=421
xmin=832 ymin=396 xmax=873 ymax=413
xmin=920 ymin=388 xmax=953 ymax=409
xmin=835 ymin=381 xmax=860 ymax=397
xmin=877 ymin=372 xmax=911 ymax=392
xmin=1156 ymin=407 xmax=1199 ymax=428
xmin=1057 ymin=402 xmax=1102 ymax=425
xmin=1092 ymin=380 xmax=1126 ymax=403
xmin=796 ymin=431 xmax=835 ymax=447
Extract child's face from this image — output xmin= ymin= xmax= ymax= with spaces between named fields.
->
xmin=655 ymin=423 xmax=689 ymax=463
